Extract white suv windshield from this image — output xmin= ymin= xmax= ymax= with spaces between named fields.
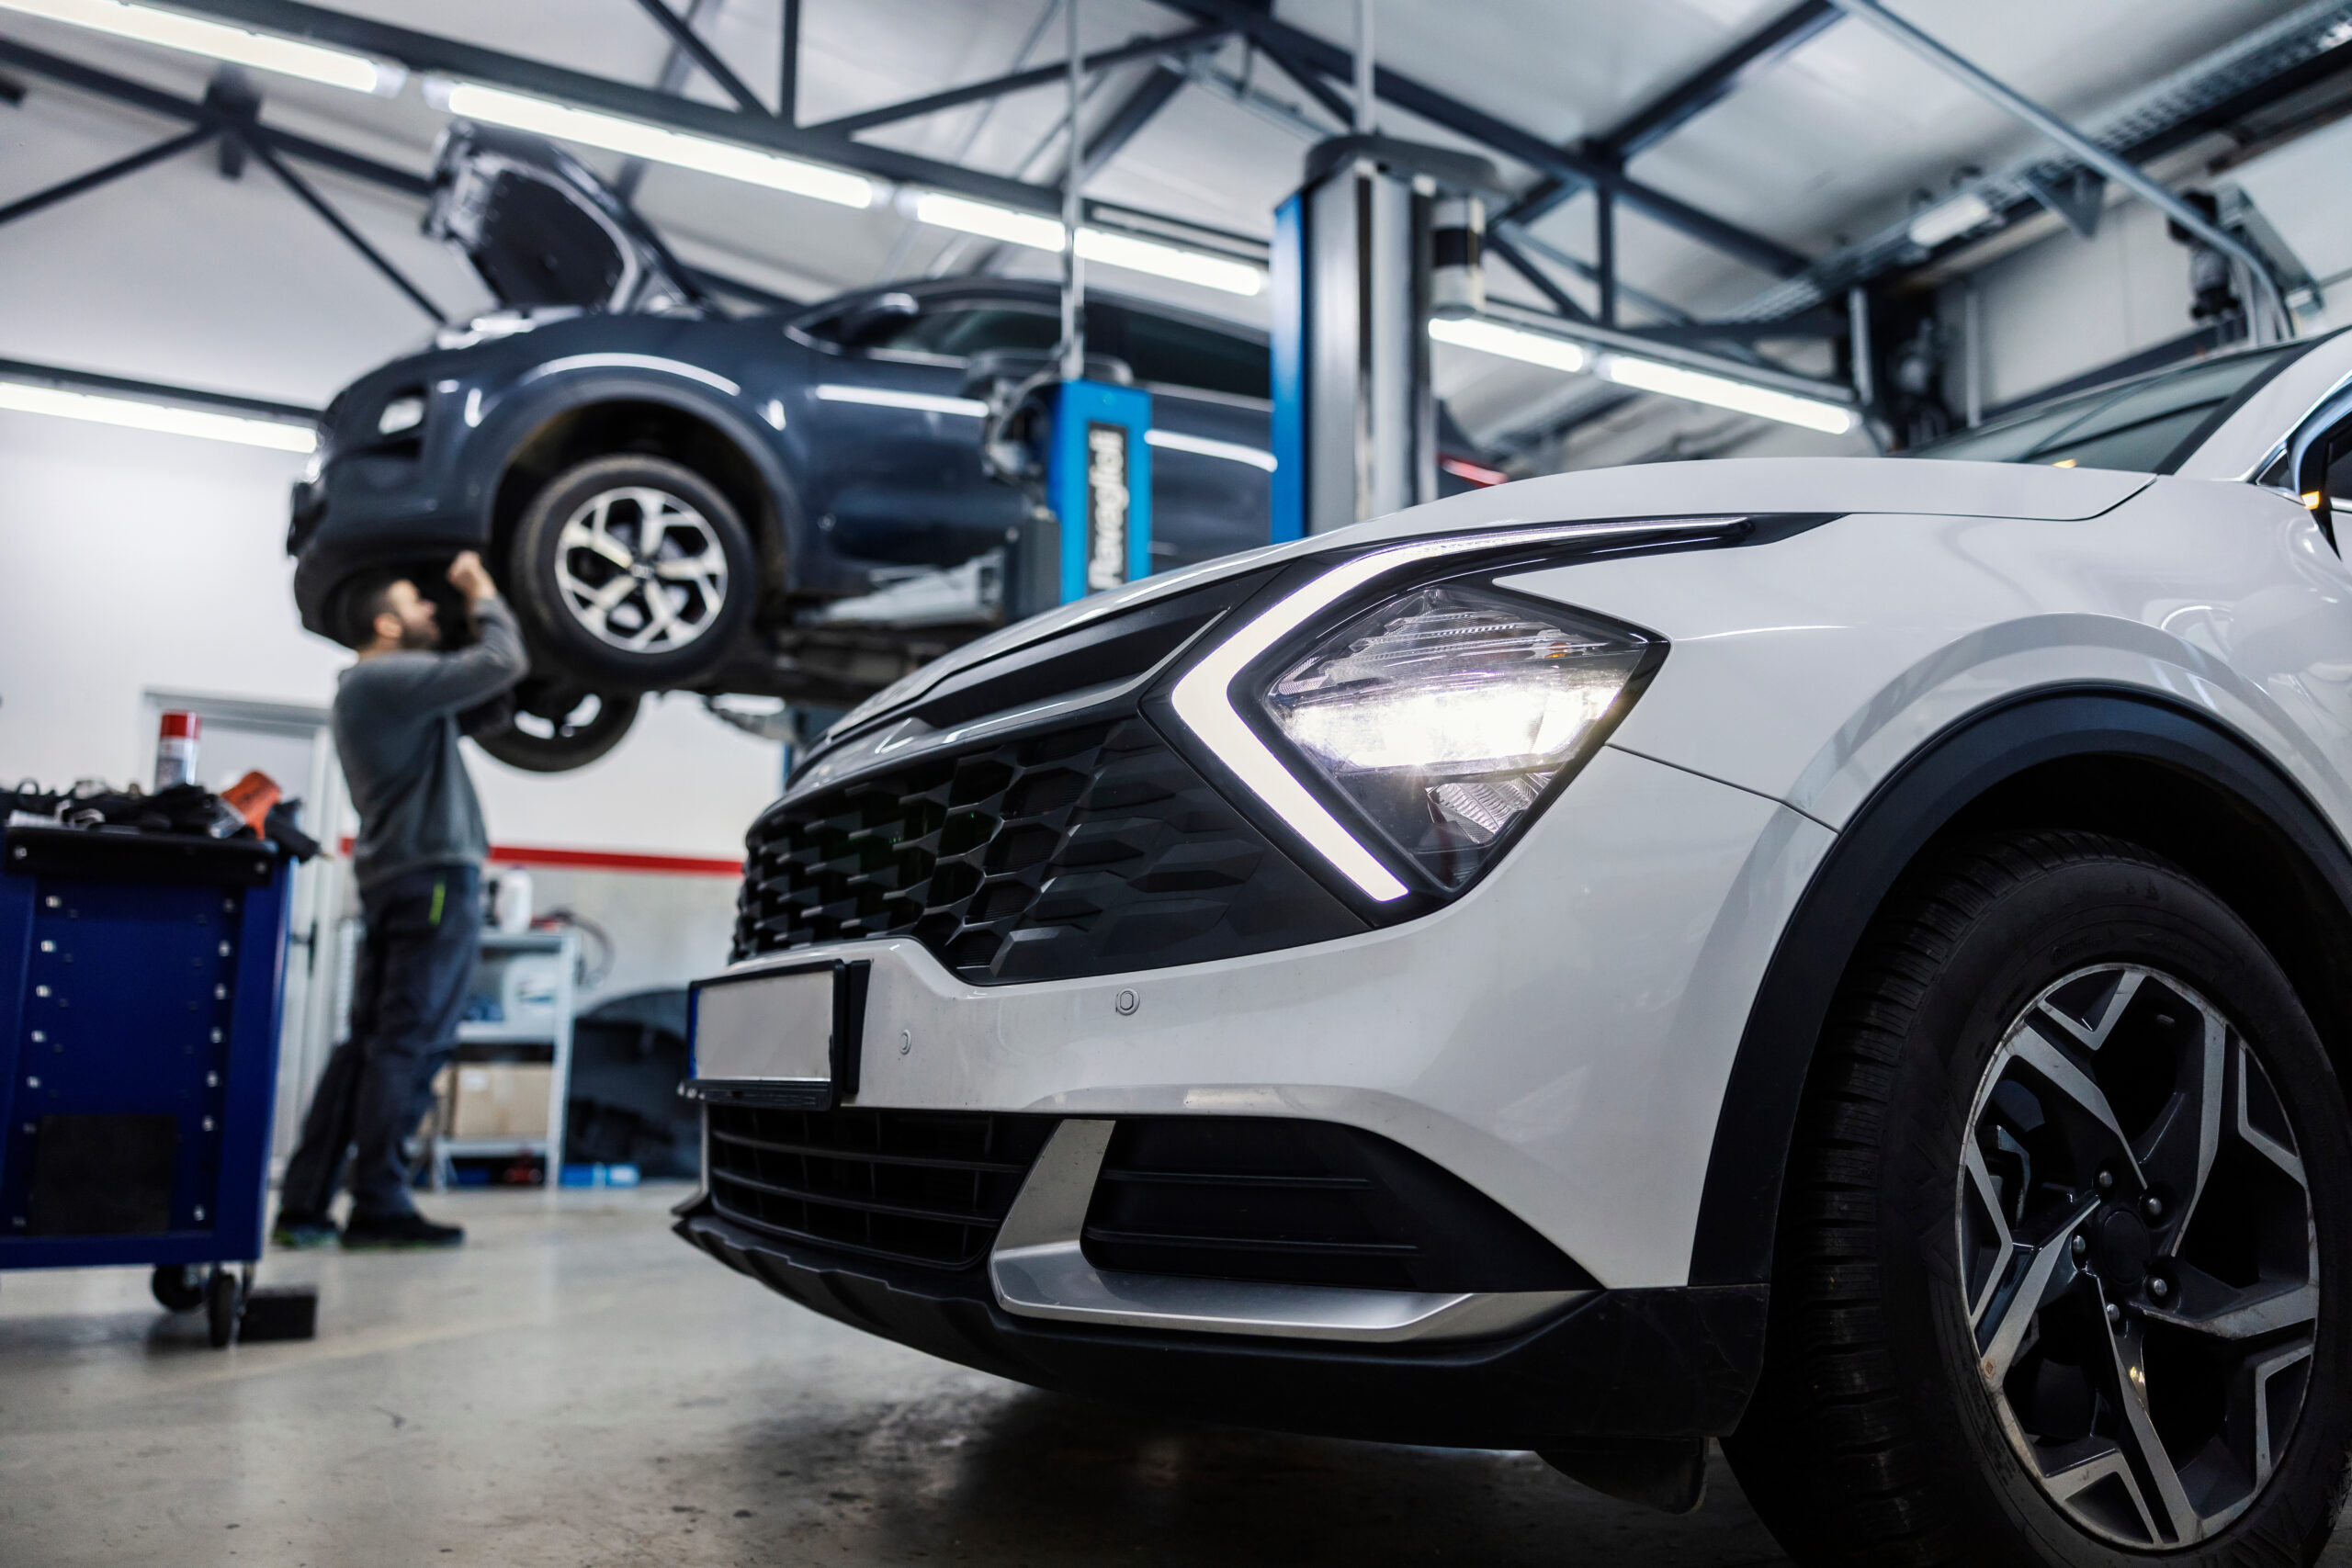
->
xmin=1913 ymin=343 xmax=2306 ymax=473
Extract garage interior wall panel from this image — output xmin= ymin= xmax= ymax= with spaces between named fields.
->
xmin=0 ymin=417 xmax=781 ymax=865
xmin=1953 ymin=200 xmax=2197 ymax=412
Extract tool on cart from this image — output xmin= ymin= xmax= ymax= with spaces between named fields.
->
xmin=0 ymin=775 xmax=319 ymax=1348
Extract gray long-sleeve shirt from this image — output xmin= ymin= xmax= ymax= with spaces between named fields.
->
xmin=334 ymin=597 xmax=529 ymax=889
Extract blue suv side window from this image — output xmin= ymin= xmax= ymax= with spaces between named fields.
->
xmin=1091 ymin=306 xmax=1269 ymax=400
xmin=881 ymin=307 xmax=1061 ymax=357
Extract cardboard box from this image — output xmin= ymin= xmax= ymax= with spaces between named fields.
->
xmin=444 ymin=1064 xmax=553 ymax=1140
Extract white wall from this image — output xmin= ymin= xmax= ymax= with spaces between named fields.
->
xmin=0 ymin=411 xmax=783 ymax=861
xmin=1956 ymin=199 xmax=2200 ymax=411
xmin=518 ymin=865 xmax=742 ymax=1012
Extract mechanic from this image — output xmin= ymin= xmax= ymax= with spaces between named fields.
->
xmin=274 ymin=551 xmax=528 ymax=1250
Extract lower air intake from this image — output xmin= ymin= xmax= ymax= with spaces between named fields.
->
xmin=706 ymin=1104 xmax=1056 ymax=1271
xmin=1080 ymin=1118 xmax=1598 ymax=1293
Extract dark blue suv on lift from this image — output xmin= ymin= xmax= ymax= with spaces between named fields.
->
xmin=289 ymin=128 xmax=1487 ymax=770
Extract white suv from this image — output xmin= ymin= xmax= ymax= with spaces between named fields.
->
xmin=679 ymin=330 xmax=2352 ymax=1565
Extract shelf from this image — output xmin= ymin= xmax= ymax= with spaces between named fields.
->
xmin=439 ymin=1137 xmax=550 ymax=1156
xmin=456 ymin=1021 xmax=560 ymax=1045
xmin=478 ymin=931 xmax=570 ymax=953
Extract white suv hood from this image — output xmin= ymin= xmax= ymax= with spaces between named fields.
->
xmin=834 ymin=457 xmax=2151 ymax=737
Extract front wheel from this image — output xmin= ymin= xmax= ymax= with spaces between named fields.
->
xmin=509 ymin=454 xmax=756 ymax=689
xmin=1726 ymin=830 xmax=2352 ymax=1566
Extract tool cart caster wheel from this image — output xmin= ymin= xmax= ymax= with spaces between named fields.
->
xmin=206 ymin=1266 xmax=243 ymax=1348
xmin=151 ymin=1264 xmax=206 ymax=1313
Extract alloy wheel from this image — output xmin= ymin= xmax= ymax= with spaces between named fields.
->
xmin=1959 ymin=963 xmax=2318 ymax=1549
xmin=553 ymin=485 xmax=729 ymax=654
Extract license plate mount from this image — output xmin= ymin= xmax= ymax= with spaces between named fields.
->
xmin=686 ymin=960 xmax=871 ymax=1110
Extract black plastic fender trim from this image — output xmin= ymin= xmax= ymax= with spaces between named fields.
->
xmin=1686 ymin=685 xmax=2352 ymax=1287
xmin=461 ymin=371 xmax=806 ymax=586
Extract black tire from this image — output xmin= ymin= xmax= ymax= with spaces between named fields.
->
xmin=509 ymin=454 xmax=756 ymax=689
xmin=470 ymin=679 xmax=639 ymax=773
xmin=151 ymin=1264 xmax=205 ymax=1313
xmin=206 ymin=1266 xmax=242 ymax=1349
xmin=1725 ymin=829 xmax=2352 ymax=1566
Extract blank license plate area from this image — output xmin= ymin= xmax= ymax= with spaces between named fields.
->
xmin=693 ymin=968 xmax=834 ymax=1086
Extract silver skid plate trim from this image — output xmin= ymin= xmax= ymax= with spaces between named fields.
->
xmin=988 ymin=1119 xmax=1586 ymax=1344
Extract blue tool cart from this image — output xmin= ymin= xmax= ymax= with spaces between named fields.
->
xmin=0 ymin=824 xmax=298 ymax=1347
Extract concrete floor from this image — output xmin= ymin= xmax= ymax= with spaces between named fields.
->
xmin=0 ymin=1189 xmax=2340 ymax=1568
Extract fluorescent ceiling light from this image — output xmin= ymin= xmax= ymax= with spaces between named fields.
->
xmin=814 ymin=384 xmax=986 ymax=417
xmin=0 ymin=379 xmax=316 ymax=451
xmin=435 ymin=81 xmax=875 ymax=209
xmin=1430 ymin=312 xmax=1854 ymax=434
xmin=911 ymin=193 xmax=1266 ymax=297
xmin=913 ymin=191 xmax=1067 ymax=251
xmin=1146 ymin=429 xmax=1276 ymax=470
xmin=1906 ymin=190 xmax=1996 ymax=249
xmin=0 ymin=0 xmax=403 ymax=92
xmin=1427 ymin=316 xmax=1591 ymax=375
xmin=1075 ymin=229 xmax=1263 ymax=297
xmin=1602 ymin=355 xmax=1858 ymax=434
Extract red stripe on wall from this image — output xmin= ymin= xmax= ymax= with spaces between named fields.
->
xmin=335 ymin=839 xmax=742 ymax=877
xmin=489 ymin=844 xmax=743 ymax=876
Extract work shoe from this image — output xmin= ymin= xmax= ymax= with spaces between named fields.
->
xmin=339 ymin=1210 xmax=465 ymax=1250
xmin=271 ymin=1212 xmax=339 ymax=1249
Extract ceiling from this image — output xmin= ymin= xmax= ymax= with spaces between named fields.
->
xmin=0 ymin=0 xmax=2317 ymax=449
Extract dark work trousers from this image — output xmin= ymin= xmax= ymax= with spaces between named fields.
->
xmin=280 ymin=864 xmax=481 ymax=1220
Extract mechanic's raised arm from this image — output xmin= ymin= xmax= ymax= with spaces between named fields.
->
xmin=402 ymin=552 xmax=530 ymax=716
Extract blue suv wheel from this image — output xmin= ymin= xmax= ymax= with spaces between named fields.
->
xmin=510 ymin=453 xmax=757 ymax=688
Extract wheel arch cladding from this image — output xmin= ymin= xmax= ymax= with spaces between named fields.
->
xmin=1689 ymin=685 xmax=2352 ymax=1287
xmin=476 ymin=381 xmax=801 ymax=603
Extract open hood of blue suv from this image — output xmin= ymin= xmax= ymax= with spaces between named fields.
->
xmin=425 ymin=123 xmax=707 ymax=320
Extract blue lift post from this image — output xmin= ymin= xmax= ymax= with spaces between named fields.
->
xmin=0 ymin=826 xmax=296 ymax=1340
xmin=1046 ymin=378 xmax=1153 ymax=604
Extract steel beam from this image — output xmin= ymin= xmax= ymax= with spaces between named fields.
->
xmin=1156 ymin=0 xmax=1808 ymax=276
xmin=0 ymin=36 xmax=431 ymax=195
xmin=243 ymin=133 xmax=447 ymax=323
xmin=1494 ymin=222 xmax=1695 ymax=332
xmin=616 ymin=0 xmax=718 ymax=201
xmin=1593 ymin=185 xmax=1616 ymax=325
xmin=1250 ymin=32 xmax=1355 ymax=126
xmin=0 ymin=355 xmax=321 ymax=421
xmin=1479 ymin=297 xmax=1855 ymax=402
xmin=1616 ymin=313 xmax=1843 ymax=345
xmin=1825 ymin=0 xmax=2290 ymax=336
xmin=779 ymin=0 xmax=799 ymax=124
xmin=1606 ymin=0 xmax=1836 ymax=159
xmin=1082 ymin=61 xmax=1189 ymax=176
xmin=0 ymin=125 xmax=215 ymax=229
xmin=1486 ymin=229 xmax=1593 ymax=322
xmin=1504 ymin=0 xmax=1837 ymax=229
xmin=0 ymin=38 xmax=804 ymax=319
xmin=628 ymin=0 xmax=768 ymax=115
xmin=806 ymin=26 xmax=1226 ymax=138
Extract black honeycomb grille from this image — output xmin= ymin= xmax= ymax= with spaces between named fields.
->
xmin=732 ymin=716 xmax=1363 ymax=983
xmin=706 ymin=1104 xmax=1054 ymax=1271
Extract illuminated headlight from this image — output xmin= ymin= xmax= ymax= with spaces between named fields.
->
xmin=1256 ymin=584 xmax=1655 ymax=888
xmin=377 ymin=395 xmax=424 ymax=435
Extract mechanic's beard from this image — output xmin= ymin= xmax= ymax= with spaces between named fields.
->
xmin=400 ymin=620 xmax=440 ymax=651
